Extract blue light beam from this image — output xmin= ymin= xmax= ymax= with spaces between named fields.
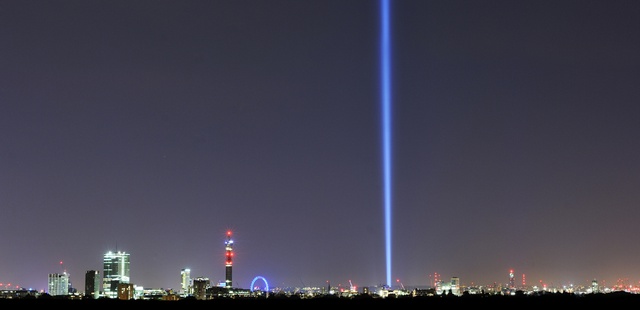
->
xmin=380 ymin=0 xmax=392 ymax=288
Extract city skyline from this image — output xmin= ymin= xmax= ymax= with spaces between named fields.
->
xmin=4 ymin=231 xmax=636 ymax=294
xmin=2 ymin=0 xmax=640 ymax=292
xmin=28 ymin=247 xmax=631 ymax=295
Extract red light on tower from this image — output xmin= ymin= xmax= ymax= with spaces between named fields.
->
xmin=225 ymin=230 xmax=233 ymax=267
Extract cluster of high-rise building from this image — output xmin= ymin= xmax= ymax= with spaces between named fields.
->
xmin=45 ymin=250 xmax=148 ymax=300
xmin=38 ymin=230 xmax=242 ymax=300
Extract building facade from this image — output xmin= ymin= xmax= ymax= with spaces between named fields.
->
xmin=84 ymin=270 xmax=101 ymax=299
xmin=180 ymin=268 xmax=191 ymax=297
xmin=192 ymin=277 xmax=210 ymax=300
xmin=102 ymin=251 xmax=130 ymax=299
xmin=47 ymin=272 xmax=69 ymax=296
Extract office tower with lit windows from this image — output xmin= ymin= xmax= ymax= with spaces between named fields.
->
xmin=450 ymin=277 xmax=460 ymax=296
xmin=180 ymin=268 xmax=191 ymax=297
xmin=117 ymin=283 xmax=135 ymax=300
xmin=102 ymin=251 xmax=130 ymax=299
xmin=224 ymin=230 xmax=234 ymax=288
xmin=509 ymin=269 xmax=515 ymax=289
xmin=85 ymin=270 xmax=101 ymax=299
xmin=193 ymin=277 xmax=210 ymax=300
xmin=48 ymin=272 xmax=69 ymax=296
xmin=591 ymin=279 xmax=600 ymax=293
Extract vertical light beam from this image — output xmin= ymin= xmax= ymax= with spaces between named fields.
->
xmin=380 ymin=0 xmax=392 ymax=288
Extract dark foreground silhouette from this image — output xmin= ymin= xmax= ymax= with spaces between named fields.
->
xmin=2 ymin=292 xmax=640 ymax=308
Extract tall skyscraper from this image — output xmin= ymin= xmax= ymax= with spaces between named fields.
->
xmin=84 ymin=270 xmax=101 ymax=299
xmin=509 ymin=269 xmax=515 ymax=289
xmin=224 ymin=230 xmax=234 ymax=288
xmin=180 ymin=268 xmax=191 ymax=297
xmin=103 ymin=251 xmax=130 ymax=299
xmin=47 ymin=272 xmax=69 ymax=296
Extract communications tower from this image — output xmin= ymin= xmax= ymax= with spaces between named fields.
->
xmin=509 ymin=269 xmax=515 ymax=289
xmin=224 ymin=230 xmax=234 ymax=288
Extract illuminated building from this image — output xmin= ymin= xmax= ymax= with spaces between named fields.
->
xmin=180 ymin=268 xmax=191 ymax=297
xmin=192 ymin=277 xmax=210 ymax=300
xmin=591 ymin=279 xmax=599 ymax=293
xmin=47 ymin=272 xmax=69 ymax=296
xmin=117 ymin=283 xmax=135 ymax=300
xmin=450 ymin=277 xmax=460 ymax=296
xmin=509 ymin=269 xmax=515 ymax=289
xmin=103 ymin=251 xmax=130 ymax=298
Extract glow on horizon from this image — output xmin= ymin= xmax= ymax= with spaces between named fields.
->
xmin=380 ymin=0 xmax=392 ymax=288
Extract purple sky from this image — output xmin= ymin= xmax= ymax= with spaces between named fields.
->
xmin=1 ymin=0 xmax=640 ymax=292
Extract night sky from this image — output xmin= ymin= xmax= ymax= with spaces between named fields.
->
xmin=2 ymin=0 xmax=640 ymax=292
